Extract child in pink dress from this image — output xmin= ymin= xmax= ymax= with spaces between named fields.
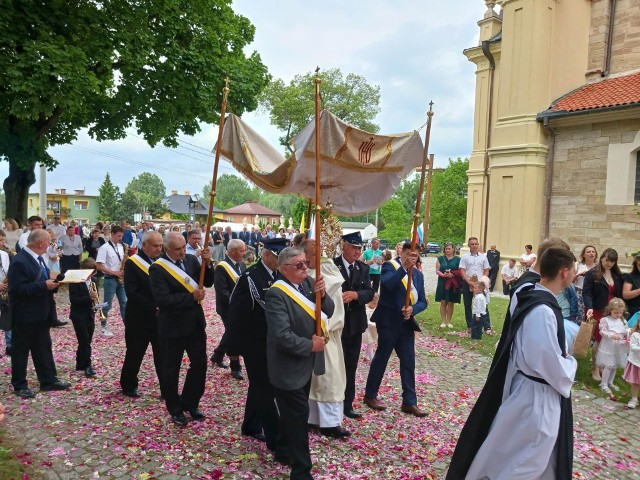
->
xmin=623 ymin=319 xmax=640 ymax=408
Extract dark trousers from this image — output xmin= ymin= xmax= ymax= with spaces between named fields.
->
xmin=341 ymin=332 xmax=362 ymax=410
xmin=502 ymin=280 xmax=513 ymax=296
xmin=212 ymin=315 xmax=241 ymax=371
xmin=365 ymin=323 xmax=416 ymax=406
xmin=120 ymin=320 xmax=164 ymax=396
xmin=274 ymin=381 xmax=313 ymax=480
xmin=243 ymin=348 xmax=287 ymax=456
xmin=371 ymin=274 xmax=381 ymax=292
xmin=11 ymin=322 xmax=58 ymax=390
xmin=489 ymin=267 xmax=499 ymax=291
xmin=60 ymin=254 xmax=80 ymax=273
xmin=71 ymin=311 xmax=95 ymax=369
xmin=482 ymin=311 xmax=492 ymax=331
xmin=160 ymin=329 xmax=207 ymax=416
xmin=471 ymin=314 xmax=485 ymax=339
xmin=461 ymin=282 xmax=473 ymax=328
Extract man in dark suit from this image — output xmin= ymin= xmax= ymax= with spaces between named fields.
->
xmin=227 ymin=238 xmax=289 ymax=461
xmin=211 ymin=238 xmax=246 ymax=380
xmin=364 ymin=242 xmax=428 ymax=417
xmin=486 ymin=244 xmax=501 ymax=292
xmin=266 ymin=246 xmax=333 ymax=480
xmin=9 ymin=229 xmax=70 ymax=398
xmin=333 ymin=232 xmax=374 ymax=419
xmin=238 ymin=226 xmax=251 ymax=246
xmin=149 ymin=232 xmax=214 ymax=426
xmin=120 ymin=231 xmax=164 ymax=398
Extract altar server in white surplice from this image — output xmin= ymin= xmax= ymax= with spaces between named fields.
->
xmin=448 ymin=247 xmax=578 ymax=480
xmin=301 ymin=240 xmax=350 ymax=438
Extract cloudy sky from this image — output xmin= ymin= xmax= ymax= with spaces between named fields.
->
xmin=7 ymin=0 xmax=488 ymax=197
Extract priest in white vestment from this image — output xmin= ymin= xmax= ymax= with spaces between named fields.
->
xmin=302 ymin=240 xmax=350 ymax=438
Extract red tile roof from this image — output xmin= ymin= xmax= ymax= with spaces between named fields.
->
xmin=549 ymin=72 xmax=640 ymax=112
xmin=225 ymin=201 xmax=282 ymax=216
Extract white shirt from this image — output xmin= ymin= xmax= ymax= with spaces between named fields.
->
xmin=18 ymin=230 xmax=30 ymax=249
xmin=0 ymin=250 xmax=10 ymax=282
xmin=628 ymin=332 xmax=640 ymax=368
xmin=96 ymin=241 xmax=124 ymax=272
xmin=472 ymin=293 xmax=487 ymax=316
xmin=459 ymin=252 xmax=490 ymax=279
xmin=501 ymin=263 xmax=517 ymax=280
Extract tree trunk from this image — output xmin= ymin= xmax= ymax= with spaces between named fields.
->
xmin=3 ymin=159 xmax=37 ymax=227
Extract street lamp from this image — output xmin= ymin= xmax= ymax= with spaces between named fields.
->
xmin=188 ymin=196 xmax=197 ymax=222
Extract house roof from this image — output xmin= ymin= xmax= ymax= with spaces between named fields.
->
xmin=225 ymin=201 xmax=282 ymax=216
xmin=545 ymin=72 xmax=640 ymax=114
xmin=341 ymin=222 xmax=374 ymax=229
xmin=162 ymin=194 xmax=223 ymax=215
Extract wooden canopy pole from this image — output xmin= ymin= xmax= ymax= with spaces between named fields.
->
xmin=313 ymin=69 xmax=322 ymax=337
xmin=405 ymin=102 xmax=434 ymax=308
xmin=422 ymin=153 xmax=435 ymax=244
xmin=199 ymin=78 xmax=230 ymax=288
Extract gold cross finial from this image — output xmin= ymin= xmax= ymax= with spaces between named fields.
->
xmin=428 ymin=100 xmax=434 ymax=118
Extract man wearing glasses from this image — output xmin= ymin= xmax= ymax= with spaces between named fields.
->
xmin=265 ymin=246 xmax=333 ymax=480
xmin=149 ymin=232 xmax=214 ymax=427
xmin=185 ymin=230 xmax=204 ymax=264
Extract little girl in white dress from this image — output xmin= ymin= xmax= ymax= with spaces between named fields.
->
xmin=596 ymin=298 xmax=629 ymax=394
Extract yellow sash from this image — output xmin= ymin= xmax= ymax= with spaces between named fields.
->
xmin=129 ymin=254 xmax=151 ymax=275
xmin=389 ymin=259 xmax=417 ymax=305
xmin=155 ymin=258 xmax=197 ymax=293
xmin=271 ymin=280 xmax=328 ymax=336
xmin=218 ymin=260 xmax=240 ymax=283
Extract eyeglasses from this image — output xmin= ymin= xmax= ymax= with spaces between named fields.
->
xmin=283 ymin=260 xmax=310 ymax=270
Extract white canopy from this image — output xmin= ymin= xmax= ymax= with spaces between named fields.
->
xmin=219 ymin=110 xmax=425 ymax=215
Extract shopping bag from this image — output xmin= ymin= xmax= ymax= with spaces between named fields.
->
xmin=572 ymin=317 xmax=593 ymax=357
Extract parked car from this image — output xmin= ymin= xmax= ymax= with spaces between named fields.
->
xmin=424 ymin=242 xmax=441 ymax=254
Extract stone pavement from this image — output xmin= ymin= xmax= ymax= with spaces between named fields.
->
xmin=1 ymin=280 xmax=639 ymax=479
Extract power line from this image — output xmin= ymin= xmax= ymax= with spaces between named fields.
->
xmin=125 ymin=131 xmax=214 ymax=164
xmin=63 ymin=144 xmax=212 ymax=180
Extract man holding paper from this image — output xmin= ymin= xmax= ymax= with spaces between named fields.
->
xmin=149 ymin=232 xmax=214 ymax=427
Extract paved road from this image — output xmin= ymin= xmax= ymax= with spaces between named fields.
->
xmin=1 ymin=277 xmax=638 ymax=479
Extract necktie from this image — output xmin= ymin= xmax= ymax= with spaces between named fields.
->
xmin=348 ymin=263 xmax=354 ymax=280
xmin=38 ymin=256 xmax=49 ymax=279
xmin=234 ymin=262 xmax=241 ymax=274
xmin=176 ymin=260 xmax=185 ymax=271
xmin=298 ymin=283 xmax=307 ymax=296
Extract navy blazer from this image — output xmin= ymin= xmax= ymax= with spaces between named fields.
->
xmin=583 ymin=269 xmax=623 ymax=311
xmin=371 ymin=259 xmax=427 ymax=331
xmin=8 ymin=249 xmax=56 ymax=324
xmin=238 ymin=230 xmax=251 ymax=245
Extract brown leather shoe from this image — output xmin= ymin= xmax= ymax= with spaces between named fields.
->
xmin=401 ymin=404 xmax=427 ymax=417
xmin=363 ymin=397 xmax=387 ymax=411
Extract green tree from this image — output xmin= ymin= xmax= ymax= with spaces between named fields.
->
xmin=377 ymin=198 xmax=411 ymax=244
xmin=380 ymin=198 xmax=410 ymax=227
xmin=260 ymin=68 xmax=381 ymax=153
xmin=203 ymin=174 xmax=258 ymax=210
xmin=0 ymin=0 xmax=270 ymax=224
xmin=259 ymin=192 xmax=299 ymax=219
xmin=97 ymin=172 xmax=121 ymax=221
xmin=394 ymin=174 xmax=421 ymax=215
xmin=428 ymin=157 xmax=469 ymax=244
xmin=124 ymin=172 xmax=166 ymax=217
